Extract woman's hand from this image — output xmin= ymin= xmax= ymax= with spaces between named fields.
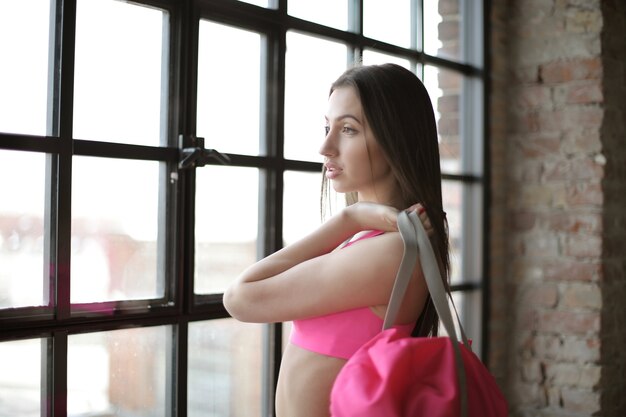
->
xmin=406 ymin=203 xmax=435 ymax=238
xmin=343 ymin=202 xmax=400 ymax=232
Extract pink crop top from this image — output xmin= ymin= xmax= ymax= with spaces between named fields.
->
xmin=289 ymin=230 xmax=416 ymax=360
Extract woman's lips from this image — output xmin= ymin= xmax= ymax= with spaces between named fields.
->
xmin=325 ymin=162 xmax=342 ymax=180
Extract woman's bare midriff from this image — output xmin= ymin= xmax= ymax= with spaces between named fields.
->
xmin=275 ymin=342 xmax=347 ymax=417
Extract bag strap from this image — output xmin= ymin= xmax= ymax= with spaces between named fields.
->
xmin=382 ymin=210 xmax=469 ymax=417
xmin=382 ymin=212 xmax=418 ymax=331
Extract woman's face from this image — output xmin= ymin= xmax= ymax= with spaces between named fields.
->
xmin=320 ymin=86 xmax=397 ymax=204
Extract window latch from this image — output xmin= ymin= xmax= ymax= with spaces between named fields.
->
xmin=178 ymin=135 xmax=231 ymax=169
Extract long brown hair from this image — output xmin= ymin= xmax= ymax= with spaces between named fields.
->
xmin=322 ymin=63 xmax=450 ymax=337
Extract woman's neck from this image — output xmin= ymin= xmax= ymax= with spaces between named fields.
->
xmin=357 ymin=190 xmax=403 ymax=210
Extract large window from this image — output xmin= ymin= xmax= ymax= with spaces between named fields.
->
xmin=0 ymin=0 xmax=486 ymax=415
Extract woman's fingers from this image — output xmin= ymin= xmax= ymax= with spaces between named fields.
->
xmin=409 ymin=203 xmax=435 ymax=238
xmin=406 ymin=203 xmax=421 ymax=213
xmin=347 ymin=202 xmax=439 ymax=237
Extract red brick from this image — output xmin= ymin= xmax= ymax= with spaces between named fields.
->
xmin=565 ymin=8 xmax=603 ymax=34
xmin=518 ymin=283 xmax=559 ymax=308
xmin=544 ymin=362 xmax=581 ymax=385
xmin=521 ymin=359 xmax=543 ymax=383
xmin=439 ymin=142 xmax=460 ymax=160
xmin=437 ymin=44 xmax=459 ymax=59
xmin=438 ymin=20 xmax=459 ymax=41
xmin=510 ymin=259 xmax=543 ymax=283
xmin=561 ymin=283 xmax=602 ymax=309
xmin=566 ymin=182 xmax=603 ymax=206
xmin=437 ymin=94 xmax=459 ymax=112
xmin=563 ymin=234 xmax=602 ymax=258
xmin=511 ymin=160 xmax=543 ymax=183
xmin=511 ymin=380 xmax=545 ymax=408
xmin=439 ymin=0 xmax=459 ymax=15
xmin=573 ymin=157 xmax=605 ymax=180
xmin=438 ymin=70 xmax=461 ymax=90
xmin=543 ymin=259 xmax=602 ymax=282
xmin=514 ymin=133 xmax=561 ymax=158
xmin=536 ymin=109 xmax=565 ymax=132
xmin=578 ymin=364 xmax=601 ymax=388
xmin=560 ymin=336 xmax=601 ymax=363
xmin=517 ymin=308 xmax=540 ymax=332
xmin=513 ymin=85 xmax=553 ymax=111
xmin=546 ymin=385 xmax=562 ymax=408
xmin=544 ymin=211 xmax=602 ymax=234
xmin=561 ymin=387 xmax=601 ymax=414
xmin=533 ymin=334 xmax=562 ymax=360
xmin=542 ymin=157 xmax=604 ymax=182
xmin=520 ymin=234 xmax=560 ymax=257
xmin=437 ymin=115 xmax=459 ymax=135
xmin=566 ymin=106 xmax=604 ymax=128
xmin=512 ymin=65 xmax=540 ymax=83
xmin=533 ymin=334 xmax=601 ymax=364
xmin=562 ymin=128 xmax=602 ymax=154
xmin=510 ymin=183 xmax=564 ymax=208
xmin=511 ymin=210 xmax=537 ymax=231
xmin=566 ymin=81 xmax=604 ymax=104
xmin=538 ymin=106 xmax=603 ymax=133
xmin=537 ymin=309 xmax=600 ymax=335
xmin=510 ymin=112 xmax=540 ymax=133
xmin=539 ymin=58 xmax=602 ymax=83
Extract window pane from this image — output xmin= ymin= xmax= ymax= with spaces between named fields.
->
xmin=0 ymin=0 xmax=51 ymax=136
xmin=363 ymin=0 xmax=411 ymax=48
xmin=362 ymin=50 xmax=411 ymax=68
xmin=68 ymin=326 xmax=171 ymax=417
xmin=288 ymin=0 xmax=348 ymax=30
xmin=195 ymin=166 xmax=258 ymax=294
xmin=0 ymin=150 xmax=47 ymax=309
xmin=424 ymin=0 xmax=462 ymax=61
xmin=424 ymin=65 xmax=462 ymax=174
xmin=188 ymin=319 xmax=263 ymax=417
xmin=443 ymin=179 xmax=482 ymax=286
xmin=440 ymin=291 xmax=483 ymax=356
xmin=197 ymin=21 xmax=261 ymax=156
xmin=285 ymin=33 xmax=346 ymax=162
xmin=283 ymin=171 xmax=323 ymax=245
xmin=73 ymin=0 xmax=167 ymax=145
xmin=71 ymin=156 xmax=162 ymax=304
xmin=0 ymin=338 xmax=45 ymax=417
xmin=442 ymin=180 xmax=462 ymax=285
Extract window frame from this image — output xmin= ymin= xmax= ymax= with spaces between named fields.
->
xmin=0 ymin=0 xmax=488 ymax=416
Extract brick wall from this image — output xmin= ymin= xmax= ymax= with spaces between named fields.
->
xmin=489 ymin=0 xmax=625 ymax=416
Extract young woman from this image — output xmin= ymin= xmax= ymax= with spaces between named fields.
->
xmin=224 ymin=63 xmax=450 ymax=417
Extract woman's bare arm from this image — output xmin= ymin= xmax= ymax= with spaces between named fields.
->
xmin=223 ymin=203 xmax=431 ymax=323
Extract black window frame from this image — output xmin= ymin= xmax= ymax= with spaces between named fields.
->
xmin=0 ymin=0 xmax=488 ymax=416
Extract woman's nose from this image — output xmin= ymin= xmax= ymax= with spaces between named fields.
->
xmin=319 ymin=128 xmax=337 ymax=157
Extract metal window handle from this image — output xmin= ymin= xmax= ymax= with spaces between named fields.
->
xmin=178 ymin=135 xmax=231 ymax=169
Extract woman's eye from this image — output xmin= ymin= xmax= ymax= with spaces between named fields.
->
xmin=324 ymin=125 xmax=330 ymax=135
xmin=342 ymin=126 xmax=356 ymax=134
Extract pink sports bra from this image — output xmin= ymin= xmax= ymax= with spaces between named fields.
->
xmin=289 ymin=230 xmax=416 ymax=360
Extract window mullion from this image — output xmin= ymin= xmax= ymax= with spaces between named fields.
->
xmin=171 ymin=322 xmax=187 ymax=417
xmin=54 ymin=0 xmax=77 ymax=322
xmin=178 ymin=3 xmax=201 ymax=314
xmin=51 ymin=331 xmax=68 ymax=417
xmin=259 ymin=26 xmax=286 ymax=417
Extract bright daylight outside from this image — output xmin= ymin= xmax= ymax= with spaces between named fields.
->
xmin=0 ymin=0 xmax=456 ymax=416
